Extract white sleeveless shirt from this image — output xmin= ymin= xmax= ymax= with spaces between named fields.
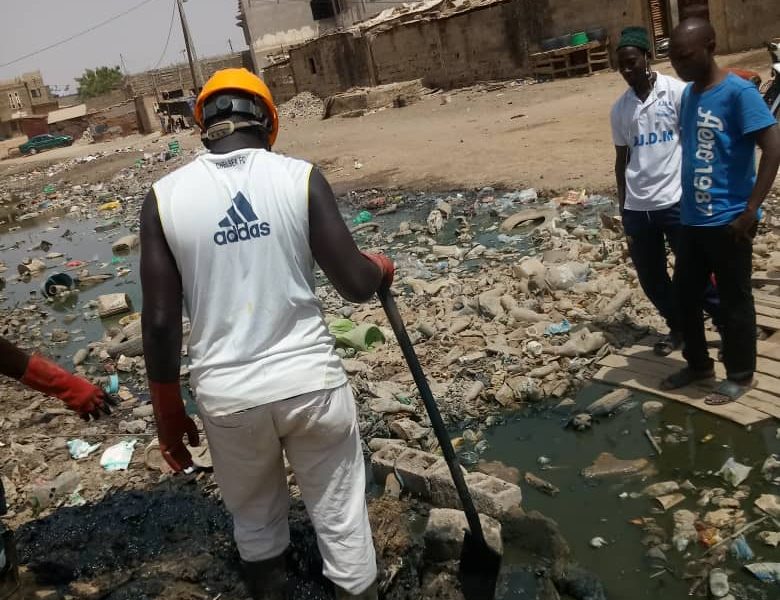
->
xmin=153 ymin=148 xmax=346 ymax=417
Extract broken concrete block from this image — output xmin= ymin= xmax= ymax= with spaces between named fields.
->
xmin=467 ymin=472 xmax=523 ymax=517
xmin=586 ymin=388 xmax=632 ymax=416
xmin=389 ymin=418 xmax=429 ymax=441
xmin=424 ymin=508 xmax=503 ymax=562
xmin=112 ymin=234 xmax=139 ymax=253
xmin=581 ymin=452 xmax=653 ymax=480
xmin=427 ymin=457 xmax=468 ymax=509
xmin=370 ymin=444 xmax=408 ymax=483
xmin=369 ymin=397 xmax=415 ymax=415
xmin=393 ymin=448 xmax=440 ymax=497
xmin=97 ymin=293 xmax=132 ymax=318
xmin=367 ymin=438 xmax=406 ymax=452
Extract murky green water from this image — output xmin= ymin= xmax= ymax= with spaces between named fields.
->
xmin=483 ymin=384 xmax=779 ymax=599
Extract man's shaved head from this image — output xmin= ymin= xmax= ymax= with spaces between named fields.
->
xmin=670 ymin=18 xmax=718 ymax=83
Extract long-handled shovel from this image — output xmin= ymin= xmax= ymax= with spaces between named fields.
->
xmin=378 ymin=288 xmax=501 ymax=599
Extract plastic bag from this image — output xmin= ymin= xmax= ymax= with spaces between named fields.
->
xmin=100 ymin=440 xmax=138 ymax=472
xmin=67 ymin=439 xmax=101 ymax=460
xmin=717 ymin=457 xmax=752 ymax=487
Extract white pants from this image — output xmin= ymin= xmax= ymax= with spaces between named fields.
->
xmin=201 ymin=383 xmax=377 ymax=595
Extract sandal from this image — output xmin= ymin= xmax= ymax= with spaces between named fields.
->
xmin=654 ymin=333 xmax=683 ymax=357
xmin=659 ymin=367 xmax=715 ymax=391
xmin=704 ymin=379 xmax=754 ymax=405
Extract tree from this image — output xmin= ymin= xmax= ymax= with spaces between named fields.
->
xmin=76 ymin=66 xmax=123 ymax=99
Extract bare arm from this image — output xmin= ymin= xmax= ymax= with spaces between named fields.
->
xmin=140 ymin=190 xmax=183 ymax=383
xmin=0 ymin=337 xmax=29 ymax=380
xmin=614 ymin=145 xmax=629 ymax=213
xmin=308 ymin=168 xmax=382 ymax=302
xmin=747 ymin=124 xmax=780 ymax=214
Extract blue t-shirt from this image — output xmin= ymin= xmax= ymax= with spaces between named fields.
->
xmin=680 ymin=73 xmax=777 ymax=226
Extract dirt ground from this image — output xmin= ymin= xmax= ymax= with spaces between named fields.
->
xmin=2 ymin=50 xmax=771 ymax=196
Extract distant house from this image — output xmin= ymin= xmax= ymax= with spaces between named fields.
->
xmin=0 ymin=71 xmax=57 ymax=139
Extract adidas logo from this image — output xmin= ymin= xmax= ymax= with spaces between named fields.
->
xmin=213 ymin=192 xmax=271 ymax=246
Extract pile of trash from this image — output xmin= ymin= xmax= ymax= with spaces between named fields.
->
xmin=277 ymin=91 xmax=324 ymax=120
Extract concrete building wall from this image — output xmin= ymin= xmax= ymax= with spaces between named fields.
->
xmin=243 ymin=0 xmax=318 ymax=55
xmin=263 ymin=62 xmax=298 ymax=104
xmin=543 ymin=0 xmax=646 ymax=53
xmin=289 ymin=33 xmax=373 ymax=98
xmin=708 ymin=0 xmax=780 ymax=54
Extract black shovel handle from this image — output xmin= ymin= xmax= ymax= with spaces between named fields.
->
xmin=378 ymin=288 xmax=488 ymax=547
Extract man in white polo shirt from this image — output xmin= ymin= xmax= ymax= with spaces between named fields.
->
xmin=611 ymin=26 xmax=718 ymax=355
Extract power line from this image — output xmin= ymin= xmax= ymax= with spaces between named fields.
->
xmin=0 ymin=0 xmax=161 ymax=68
xmin=152 ymin=0 xmax=178 ymax=70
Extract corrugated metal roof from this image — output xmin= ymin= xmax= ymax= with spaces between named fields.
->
xmin=47 ymin=104 xmax=87 ymax=124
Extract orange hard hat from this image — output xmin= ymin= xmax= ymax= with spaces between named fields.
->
xmin=194 ymin=68 xmax=279 ymax=146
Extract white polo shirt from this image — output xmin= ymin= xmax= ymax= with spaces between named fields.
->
xmin=610 ymin=73 xmax=687 ymax=212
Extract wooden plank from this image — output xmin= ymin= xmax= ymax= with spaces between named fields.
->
xmin=605 ymin=348 xmax=780 ymax=395
xmin=593 ymin=367 xmax=770 ymax=426
xmin=753 ymin=272 xmax=780 ymax=286
xmin=755 ymin=303 xmax=780 ymax=319
xmin=738 ymin=388 xmax=780 ymax=419
xmin=758 ymin=340 xmax=780 ymax=360
xmin=757 ymin=314 xmax=780 ymax=331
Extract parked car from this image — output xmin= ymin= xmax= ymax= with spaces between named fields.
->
xmin=19 ymin=134 xmax=73 ymax=155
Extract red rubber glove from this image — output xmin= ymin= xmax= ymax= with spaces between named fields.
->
xmin=362 ymin=252 xmax=395 ymax=289
xmin=149 ymin=381 xmax=199 ymax=473
xmin=21 ymin=354 xmax=112 ymax=420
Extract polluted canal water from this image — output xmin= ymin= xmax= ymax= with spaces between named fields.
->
xmin=2 ymin=176 xmax=780 ymax=599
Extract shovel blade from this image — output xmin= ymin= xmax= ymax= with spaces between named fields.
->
xmin=459 ymin=529 xmax=501 ymax=599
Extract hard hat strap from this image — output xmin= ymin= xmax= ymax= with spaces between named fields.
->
xmin=201 ymin=119 xmax=270 ymax=142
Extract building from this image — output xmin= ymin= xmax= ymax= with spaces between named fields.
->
xmin=0 ymin=71 xmax=56 ymax=138
xmin=125 ymin=53 xmax=244 ymax=99
xmin=236 ymin=0 xmax=410 ymax=70
xmin=262 ymin=0 xmax=779 ymax=102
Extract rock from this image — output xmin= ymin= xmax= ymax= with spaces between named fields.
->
xmin=463 ymin=381 xmax=485 ymax=403
xmin=116 ymin=355 xmax=135 ymax=372
xmin=757 ymin=531 xmax=780 ymax=547
xmin=642 ymin=481 xmax=680 ymax=498
xmin=367 ymin=438 xmax=406 ymax=452
xmin=384 ymin=473 xmax=402 ymax=499
xmin=509 ymin=306 xmax=545 ymax=323
xmin=120 ymin=419 xmax=147 ymax=434
xmin=50 ymin=328 xmax=69 ymax=342
xmin=448 ymin=315 xmax=472 ymax=334
xmin=144 ymin=440 xmax=172 ymax=473
xmin=581 ymin=452 xmax=652 ymax=480
xmin=524 ymin=472 xmax=560 ymax=496
xmin=529 ymin=364 xmax=558 ymax=378
xmin=112 ymin=234 xmax=140 ymax=253
xmin=29 ymin=471 xmax=80 ymax=509
xmin=642 ymin=401 xmax=664 ymax=417
xmin=132 ymin=404 xmax=154 ymax=418
xmin=97 ymin=293 xmax=132 ymax=318
xmin=478 ymin=288 xmax=505 ymax=319
xmin=494 ymin=383 xmax=516 ymax=407
xmin=755 ymin=494 xmax=780 ymax=518
xmin=761 ymin=454 xmax=780 ymax=484
xmin=553 ymin=328 xmax=607 ymax=357
xmin=586 ymin=388 xmax=632 ymax=416
xmin=570 ymin=413 xmax=592 ymax=431
xmin=477 ymin=460 xmax=520 ymax=485
xmin=342 ymin=359 xmax=369 ymax=375
xmin=432 ymin=245 xmax=462 ymax=259
xmin=709 ymin=568 xmax=729 ymax=598
xmin=424 ymin=508 xmax=503 ymax=562
xmin=389 ymin=418 xmax=429 ymax=441
xmin=369 ymin=397 xmax=415 ymax=415
xmin=458 ymin=351 xmax=486 ymax=365
xmin=704 ymin=508 xmax=744 ymax=528
xmin=599 ymin=289 xmax=633 ymax=317
xmin=107 ymin=335 xmax=144 ymax=358
xmin=72 ymin=348 xmax=89 ymax=366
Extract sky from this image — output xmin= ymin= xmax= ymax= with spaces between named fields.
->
xmin=0 ymin=0 xmax=242 ymax=94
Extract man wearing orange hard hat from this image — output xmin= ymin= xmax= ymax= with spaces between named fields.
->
xmin=140 ymin=68 xmax=391 ymax=599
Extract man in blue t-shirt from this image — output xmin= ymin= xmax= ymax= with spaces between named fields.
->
xmin=661 ymin=18 xmax=780 ymax=404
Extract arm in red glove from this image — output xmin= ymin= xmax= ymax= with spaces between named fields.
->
xmin=149 ymin=381 xmax=199 ymax=473
xmin=361 ymin=252 xmax=395 ymax=290
xmin=20 ymin=354 xmax=113 ymax=420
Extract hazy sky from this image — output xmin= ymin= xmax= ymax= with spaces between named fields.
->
xmin=0 ymin=0 xmax=242 ymax=93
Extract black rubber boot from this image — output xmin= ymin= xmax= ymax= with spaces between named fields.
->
xmin=241 ymin=554 xmax=287 ymax=600
xmin=334 ymin=581 xmax=378 ymax=599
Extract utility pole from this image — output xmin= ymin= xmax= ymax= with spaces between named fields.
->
xmin=176 ymin=0 xmax=204 ymax=93
xmin=238 ymin=0 xmax=261 ymax=75
xmin=228 ymin=39 xmax=234 ymax=53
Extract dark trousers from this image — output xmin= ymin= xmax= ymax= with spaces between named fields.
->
xmin=674 ymin=225 xmax=756 ymax=381
xmin=623 ymin=204 xmax=720 ymax=334
xmin=624 ymin=205 xmax=684 ymax=333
